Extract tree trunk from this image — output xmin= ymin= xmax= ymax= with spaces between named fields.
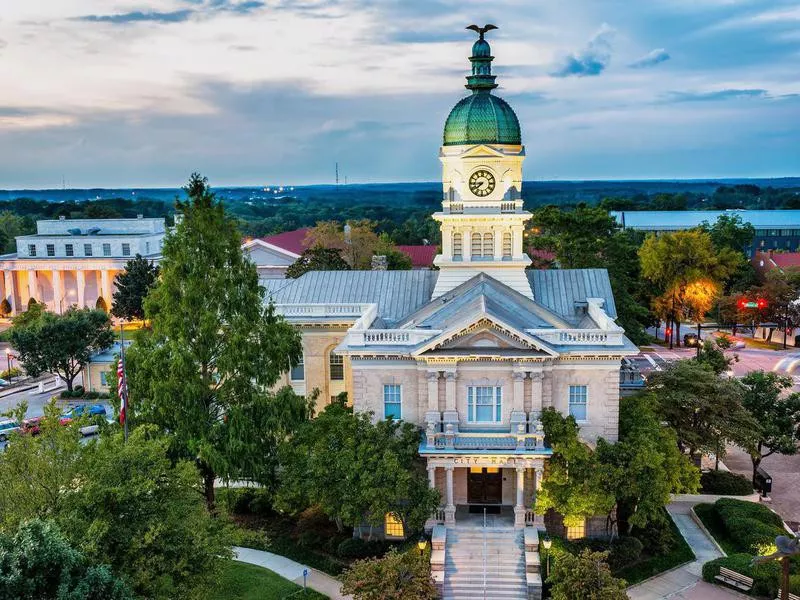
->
xmin=676 ymin=320 xmax=682 ymax=347
xmin=201 ymin=465 xmax=216 ymax=510
xmin=63 ymin=373 xmax=74 ymax=392
xmin=335 ymin=516 xmax=344 ymax=533
xmin=751 ymin=453 xmax=762 ymax=487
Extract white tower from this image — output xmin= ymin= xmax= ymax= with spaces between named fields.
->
xmin=432 ymin=25 xmax=533 ymax=299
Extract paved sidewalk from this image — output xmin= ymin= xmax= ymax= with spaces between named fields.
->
xmin=627 ymin=502 xmax=737 ymax=600
xmin=233 ymin=546 xmax=352 ymax=600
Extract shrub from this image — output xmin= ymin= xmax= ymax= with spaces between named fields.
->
xmin=218 ymin=487 xmax=257 ymax=515
xmin=633 ymin=517 xmax=676 ymax=556
xmin=248 ymin=490 xmax=273 ymax=516
xmin=0 ymin=367 xmax=22 ymax=379
xmin=700 ymin=470 xmax=754 ymax=496
xmin=85 ymin=391 xmax=100 ymax=400
xmin=702 ymin=553 xmax=780 ymax=597
xmin=74 ymin=385 xmax=85 ymax=396
xmin=337 ymin=538 xmax=390 ymax=559
xmin=608 ymin=536 xmax=644 ymax=570
xmin=715 ymin=498 xmax=784 ymax=529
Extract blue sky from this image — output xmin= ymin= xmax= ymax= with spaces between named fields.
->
xmin=0 ymin=0 xmax=798 ymax=188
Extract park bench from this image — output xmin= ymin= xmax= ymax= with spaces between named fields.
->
xmin=715 ymin=567 xmax=753 ymax=592
xmin=776 ymin=591 xmax=800 ymax=600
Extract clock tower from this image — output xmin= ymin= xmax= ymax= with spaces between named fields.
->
xmin=432 ymin=26 xmax=533 ymax=299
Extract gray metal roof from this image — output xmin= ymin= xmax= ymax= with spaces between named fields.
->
xmin=611 ymin=210 xmax=800 ymax=230
xmin=528 ymin=269 xmax=617 ymax=321
xmin=266 ymin=270 xmax=439 ymax=326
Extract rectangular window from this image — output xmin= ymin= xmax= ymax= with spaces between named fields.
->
xmin=467 ymin=386 xmax=502 ymax=422
xmin=290 ymin=355 xmax=304 ymax=381
xmin=122 ymin=243 xmax=131 ymax=256
xmin=384 ymin=513 xmax=404 ymax=538
xmin=100 ymin=371 xmax=108 ymax=386
xmin=569 ymin=385 xmax=588 ymax=421
xmin=145 ymin=241 xmax=150 ymax=254
xmin=84 ymin=243 xmax=92 ymax=256
xmin=329 ymin=352 xmax=344 ymax=381
xmin=65 ymin=244 xmax=74 ymax=257
xmin=103 ymin=243 xmax=111 ymax=257
xmin=46 ymin=244 xmax=55 ymax=257
xmin=28 ymin=244 xmax=36 ymax=257
xmin=383 ymin=384 xmax=402 ymax=420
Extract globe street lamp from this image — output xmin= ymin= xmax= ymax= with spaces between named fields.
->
xmin=542 ymin=535 xmax=552 ymax=579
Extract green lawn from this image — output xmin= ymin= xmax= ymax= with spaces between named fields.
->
xmin=210 ymin=560 xmax=329 ymax=600
xmin=693 ymin=503 xmax=739 ymax=556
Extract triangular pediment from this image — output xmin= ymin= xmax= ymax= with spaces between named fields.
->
xmin=458 ymin=144 xmax=508 ymax=159
xmin=413 ymin=316 xmax=558 ymax=357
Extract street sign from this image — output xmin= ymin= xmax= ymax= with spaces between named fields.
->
xmin=744 ymin=302 xmax=758 ymax=308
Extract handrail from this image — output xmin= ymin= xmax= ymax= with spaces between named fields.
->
xmin=483 ymin=507 xmax=487 ymax=600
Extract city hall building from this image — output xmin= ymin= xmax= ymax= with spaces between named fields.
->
xmin=266 ymin=32 xmax=638 ymax=533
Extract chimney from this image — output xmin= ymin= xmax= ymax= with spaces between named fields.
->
xmin=371 ymin=255 xmax=388 ymax=271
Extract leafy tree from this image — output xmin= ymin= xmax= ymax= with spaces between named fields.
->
xmin=702 ymin=214 xmax=755 ymax=256
xmin=285 ymin=247 xmax=351 ymax=279
xmin=639 ymin=230 xmax=741 ymax=345
xmin=528 ymin=205 xmax=652 ymax=344
xmin=0 ymin=210 xmax=32 ymax=254
xmin=340 ymin=549 xmax=437 ymax=600
xmin=596 ymin=394 xmax=699 ymax=535
xmin=277 ymin=403 xmax=439 ymax=534
xmin=10 ymin=307 xmax=113 ymax=391
xmin=111 ymin=254 xmax=159 ymax=321
xmin=646 ymin=360 xmax=759 ymax=459
xmin=739 ymin=371 xmax=800 ymax=484
xmin=695 ymin=339 xmax=737 ymax=375
xmin=548 ymin=549 xmax=628 ymax=600
xmin=0 ymin=298 xmax=10 ymax=318
xmin=95 ymin=296 xmax=107 ymax=312
xmin=128 ymin=174 xmax=307 ymax=507
xmin=304 ymin=220 xmax=410 ymax=270
xmin=61 ymin=427 xmax=232 ymax=600
xmin=535 ymin=409 xmax=615 ymax=528
xmin=0 ymin=402 xmax=84 ymax=530
xmin=0 ymin=520 xmax=133 ymax=600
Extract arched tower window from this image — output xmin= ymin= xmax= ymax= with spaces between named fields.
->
xmin=503 ymin=232 xmax=512 ymax=258
xmin=471 ymin=233 xmax=482 ymax=258
xmin=483 ymin=233 xmax=493 ymax=259
xmin=453 ymin=233 xmax=462 ymax=259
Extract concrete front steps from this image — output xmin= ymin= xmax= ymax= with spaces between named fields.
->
xmin=442 ymin=527 xmax=529 ymax=600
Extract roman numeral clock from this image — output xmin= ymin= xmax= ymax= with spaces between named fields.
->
xmin=468 ymin=169 xmax=496 ymax=197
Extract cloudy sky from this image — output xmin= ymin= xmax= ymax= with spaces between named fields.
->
xmin=1 ymin=0 xmax=799 ymax=188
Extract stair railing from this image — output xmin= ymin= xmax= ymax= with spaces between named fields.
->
xmin=483 ymin=507 xmax=487 ymax=600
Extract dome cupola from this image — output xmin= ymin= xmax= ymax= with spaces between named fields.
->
xmin=443 ymin=24 xmax=521 ymax=147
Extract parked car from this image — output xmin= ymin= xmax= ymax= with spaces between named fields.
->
xmin=0 ymin=419 xmax=20 ymax=442
xmin=0 ymin=378 xmax=9 ymax=387
xmin=21 ymin=416 xmax=43 ymax=435
xmin=63 ymin=404 xmax=107 ymax=419
xmin=683 ymin=333 xmax=700 ymax=347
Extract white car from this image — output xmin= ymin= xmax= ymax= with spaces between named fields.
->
xmin=0 ymin=419 xmax=20 ymax=442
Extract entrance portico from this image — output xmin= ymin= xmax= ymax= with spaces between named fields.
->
xmin=425 ymin=453 xmax=547 ymax=529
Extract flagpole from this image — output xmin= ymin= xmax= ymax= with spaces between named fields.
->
xmin=120 ymin=322 xmax=128 ymax=443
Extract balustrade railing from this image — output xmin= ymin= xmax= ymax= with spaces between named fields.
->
xmin=275 ymin=303 xmax=371 ymax=318
xmin=527 ymin=328 xmax=625 ymax=346
xmin=423 ymin=428 xmax=547 ymax=452
xmin=345 ymin=328 xmax=440 ymax=347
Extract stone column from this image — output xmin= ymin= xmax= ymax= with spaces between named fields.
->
xmin=512 ymin=224 xmax=524 ymax=259
xmin=27 ymin=270 xmax=38 ymax=303
xmin=514 ymin=467 xmax=526 ymax=528
xmin=441 ymin=226 xmax=452 ymax=257
xmin=493 ymin=226 xmax=503 ymax=260
xmin=52 ymin=269 xmax=63 ymax=313
xmin=100 ymin=270 xmax=112 ymax=308
xmin=443 ymin=371 xmax=458 ymax=430
xmin=427 ymin=371 xmax=439 ymax=412
xmin=3 ymin=271 xmax=16 ymax=314
xmin=444 ymin=465 xmax=456 ymax=526
xmin=532 ymin=466 xmax=545 ymax=526
xmin=76 ymin=270 xmax=85 ymax=308
xmin=463 ymin=227 xmax=472 ymax=263
xmin=511 ymin=370 xmax=527 ymax=432
xmin=427 ymin=465 xmax=436 ymax=489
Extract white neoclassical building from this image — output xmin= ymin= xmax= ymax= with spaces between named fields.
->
xmin=265 ymin=30 xmax=639 ymax=535
xmin=0 ymin=216 xmax=166 ymax=314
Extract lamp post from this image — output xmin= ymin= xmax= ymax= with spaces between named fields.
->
xmin=417 ymin=537 xmax=427 ymax=557
xmin=542 ymin=535 xmax=552 ymax=580
xmin=5 ymin=349 xmax=12 ymax=383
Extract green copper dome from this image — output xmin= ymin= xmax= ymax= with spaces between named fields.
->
xmin=443 ymin=25 xmax=521 ymax=147
xmin=443 ymin=93 xmax=521 ymax=146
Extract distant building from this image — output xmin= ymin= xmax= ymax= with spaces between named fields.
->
xmin=751 ymin=250 xmax=800 ymax=278
xmin=0 ymin=216 xmax=165 ymax=315
xmin=611 ymin=210 xmax=800 ymax=256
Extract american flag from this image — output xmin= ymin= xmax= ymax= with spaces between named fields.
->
xmin=117 ymin=357 xmax=128 ymax=427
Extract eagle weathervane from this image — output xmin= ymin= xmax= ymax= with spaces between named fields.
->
xmin=466 ymin=24 xmax=498 ymax=40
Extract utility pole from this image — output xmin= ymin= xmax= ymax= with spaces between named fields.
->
xmin=335 ymin=162 xmax=339 ymax=185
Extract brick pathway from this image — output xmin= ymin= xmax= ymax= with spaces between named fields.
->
xmin=724 ymin=444 xmax=800 ymax=529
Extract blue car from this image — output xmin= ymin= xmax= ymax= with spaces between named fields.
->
xmin=64 ymin=404 xmax=107 ymax=419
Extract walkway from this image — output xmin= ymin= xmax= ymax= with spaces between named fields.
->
xmin=233 ymin=546 xmax=351 ymax=600
xmin=627 ymin=501 xmax=737 ymax=600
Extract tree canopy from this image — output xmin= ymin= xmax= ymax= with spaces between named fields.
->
xmin=340 ymin=549 xmax=437 ymax=600
xmin=111 ymin=254 xmax=160 ymax=321
xmin=304 ymin=220 xmax=412 ymax=271
xmin=277 ymin=403 xmax=439 ymax=534
xmin=548 ymin=549 xmax=628 ymax=600
xmin=10 ymin=307 xmax=114 ymax=391
xmin=286 ymin=247 xmax=351 ymax=278
xmin=127 ymin=173 xmax=308 ymax=507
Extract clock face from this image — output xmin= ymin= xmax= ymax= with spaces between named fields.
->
xmin=468 ymin=169 xmax=496 ymax=197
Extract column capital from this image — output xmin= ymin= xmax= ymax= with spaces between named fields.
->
xmin=513 ymin=371 xmax=526 ymax=382
xmin=445 ymin=371 xmax=457 ymax=381
xmin=516 ymin=466 xmax=526 ymax=474
xmin=444 ymin=464 xmax=454 ymax=472
xmin=427 ymin=370 xmax=440 ymax=382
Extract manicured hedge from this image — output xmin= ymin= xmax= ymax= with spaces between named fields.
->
xmin=712 ymin=499 xmax=785 ymax=555
xmin=702 ymin=553 xmax=780 ymax=597
xmin=700 ymin=470 xmax=754 ymax=496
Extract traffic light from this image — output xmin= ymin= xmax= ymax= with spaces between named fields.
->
xmin=665 ymin=327 xmax=672 ymax=338
xmin=757 ymin=298 xmax=768 ymax=309
xmin=737 ymin=298 xmax=746 ymax=310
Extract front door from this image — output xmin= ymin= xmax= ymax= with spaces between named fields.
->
xmin=467 ymin=467 xmax=502 ymax=505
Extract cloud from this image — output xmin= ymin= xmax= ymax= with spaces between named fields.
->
xmin=629 ymin=48 xmax=671 ymax=68
xmin=75 ymin=1 xmax=264 ymax=25
xmin=664 ymin=88 xmax=769 ymax=102
xmin=76 ymin=10 xmax=194 ymax=24
xmin=551 ymin=24 xmax=615 ymax=78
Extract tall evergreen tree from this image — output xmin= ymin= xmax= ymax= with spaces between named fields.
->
xmin=111 ymin=254 xmax=159 ymax=321
xmin=127 ymin=174 xmax=309 ymax=507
